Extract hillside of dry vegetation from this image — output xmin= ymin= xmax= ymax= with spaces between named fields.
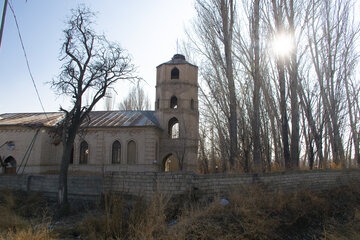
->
xmin=0 ymin=184 xmax=359 ymax=239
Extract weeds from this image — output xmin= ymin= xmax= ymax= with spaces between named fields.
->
xmin=79 ymin=193 xmax=171 ymax=240
xmin=79 ymin=193 xmax=127 ymax=239
xmin=0 ymin=189 xmax=54 ymax=240
xmin=1 ymin=184 xmax=360 ymax=239
xmin=1 ymin=224 xmax=54 ymax=240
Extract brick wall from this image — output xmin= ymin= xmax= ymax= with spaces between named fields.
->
xmin=0 ymin=169 xmax=359 ymax=200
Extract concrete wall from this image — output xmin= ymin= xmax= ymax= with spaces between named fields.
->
xmin=0 ymin=169 xmax=359 ymax=200
xmin=0 ymin=174 xmax=103 ymax=199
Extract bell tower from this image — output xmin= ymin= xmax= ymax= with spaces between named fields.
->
xmin=155 ymin=54 xmax=198 ymax=172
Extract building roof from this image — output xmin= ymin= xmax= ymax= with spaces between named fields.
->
xmin=157 ymin=54 xmax=198 ymax=68
xmin=0 ymin=111 xmax=160 ymax=128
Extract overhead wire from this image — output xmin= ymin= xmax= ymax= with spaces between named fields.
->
xmin=17 ymin=129 xmax=40 ymax=174
xmin=7 ymin=1 xmax=49 ymax=119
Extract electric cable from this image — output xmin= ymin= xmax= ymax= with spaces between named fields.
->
xmin=8 ymin=1 xmax=48 ymax=119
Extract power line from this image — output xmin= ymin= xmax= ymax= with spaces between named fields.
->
xmin=0 ymin=0 xmax=8 ymax=49
xmin=7 ymin=1 xmax=48 ymax=119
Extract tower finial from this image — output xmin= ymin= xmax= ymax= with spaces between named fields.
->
xmin=176 ymin=38 xmax=179 ymax=54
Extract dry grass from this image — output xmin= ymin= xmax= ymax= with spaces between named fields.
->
xmin=0 ymin=189 xmax=30 ymax=232
xmin=323 ymin=208 xmax=360 ymax=239
xmin=0 ymin=188 xmax=55 ymax=240
xmin=169 ymin=186 xmax=329 ymax=240
xmin=79 ymin=193 xmax=171 ymax=240
xmin=79 ymin=193 xmax=127 ymax=239
xmin=1 ymin=224 xmax=54 ymax=240
xmin=76 ymin=185 xmax=360 ymax=240
xmin=1 ymin=184 xmax=360 ymax=239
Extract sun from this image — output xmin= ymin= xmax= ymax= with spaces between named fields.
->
xmin=271 ymin=32 xmax=294 ymax=58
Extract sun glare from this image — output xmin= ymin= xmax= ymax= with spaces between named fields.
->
xmin=271 ymin=32 xmax=294 ymax=58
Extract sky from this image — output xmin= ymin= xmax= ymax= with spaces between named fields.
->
xmin=0 ymin=0 xmax=196 ymax=113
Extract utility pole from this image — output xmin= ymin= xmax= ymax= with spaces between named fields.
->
xmin=0 ymin=0 xmax=8 ymax=49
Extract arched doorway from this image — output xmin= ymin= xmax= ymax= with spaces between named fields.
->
xmin=163 ymin=154 xmax=179 ymax=172
xmin=3 ymin=156 xmax=16 ymax=174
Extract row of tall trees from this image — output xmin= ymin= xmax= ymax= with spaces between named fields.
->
xmin=189 ymin=0 xmax=360 ymax=172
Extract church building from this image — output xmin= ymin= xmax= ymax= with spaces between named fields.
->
xmin=0 ymin=54 xmax=199 ymax=174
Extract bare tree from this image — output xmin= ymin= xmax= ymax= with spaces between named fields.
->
xmin=299 ymin=81 xmax=325 ymax=168
xmin=51 ymin=6 xmax=136 ymax=210
xmin=269 ymin=0 xmax=291 ymax=169
xmin=187 ymin=0 xmax=359 ymax=171
xmin=341 ymin=8 xmax=360 ymax=166
xmin=306 ymin=0 xmax=358 ymax=166
xmin=118 ymin=82 xmax=151 ymax=111
xmin=193 ymin=0 xmax=238 ymax=170
xmin=198 ymin=124 xmax=210 ymax=173
xmin=251 ymin=0 xmax=262 ymax=170
xmin=285 ymin=0 xmax=300 ymax=168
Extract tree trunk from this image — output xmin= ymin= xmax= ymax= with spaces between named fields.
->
xmin=299 ymin=87 xmax=324 ymax=168
xmin=58 ymin=133 xmax=76 ymax=212
xmin=58 ymin=115 xmax=79 ymax=211
xmin=287 ymin=0 xmax=299 ymax=169
xmin=278 ymin=59 xmax=291 ymax=168
xmin=252 ymin=0 xmax=262 ymax=170
xmin=221 ymin=0 xmax=238 ymax=169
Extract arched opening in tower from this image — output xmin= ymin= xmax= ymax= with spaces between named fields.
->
xmin=168 ymin=117 xmax=179 ymax=139
xmin=170 ymin=96 xmax=178 ymax=109
xmin=163 ymin=154 xmax=179 ymax=172
xmin=171 ymin=67 xmax=179 ymax=79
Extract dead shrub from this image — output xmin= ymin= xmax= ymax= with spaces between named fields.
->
xmin=1 ymin=224 xmax=55 ymax=240
xmin=79 ymin=193 xmax=172 ymax=240
xmin=0 ymin=188 xmax=51 ymax=239
xmin=169 ymin=185 xmax=332 ymax=240
xmin=79 ymin=193 xmax=127 ymax=239
xmin=128 ymin=194 xmax=170 ymax=240
xmin=0 ymin=189 xmax=28 ymax=233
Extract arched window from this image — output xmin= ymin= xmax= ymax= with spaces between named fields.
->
xmin=168 ymin=117 xmax=179 ymax=139
xmin=79 ymin=141 xmax=89 ymax=164
xmin=4 ymin=156 xmax=16 ymax=174
xmin=4 ymin=156 xmax=16 ymax=167
xmin=127 ymin=140 xmax=136 ymax=164
xmin=112 ymin=141 xmax=121 ymax=164
xmin=171 ymin=67 xmax=179 ymax=79
xmin=191 ymin=99 xmax=195 ymax=110
xmin=170 ymin=96 xmax=178 ymax=109
xmin=70 ymin=146 xmax=74 ymax=164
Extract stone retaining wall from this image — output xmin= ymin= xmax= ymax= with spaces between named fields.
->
xmin=0 ymin=169 xmax=359 ymax=200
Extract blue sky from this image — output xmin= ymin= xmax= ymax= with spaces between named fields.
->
xmin=0 ymin=0 xmax=196 ymax=113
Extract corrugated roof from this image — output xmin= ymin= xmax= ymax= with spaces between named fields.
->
xmin=0 ymin=112 xmax=63 ymax=127
xmin=0 ymin=111 xmax=160 ymax=128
